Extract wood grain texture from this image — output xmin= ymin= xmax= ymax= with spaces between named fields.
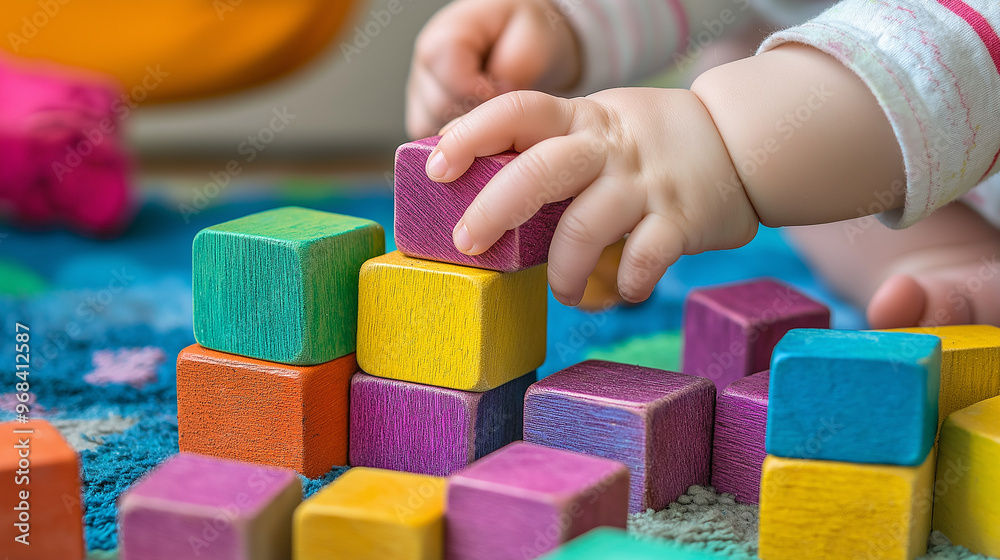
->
xmin=357 ymin=251 xmax=547 ymax=391
xmin=349 ymin=370 xmax=535 ymax=476
xmin=394 ymin=136 xmax=570 ymax=272
xmin=681 ymin=279 xmax=830 ymax=390
xmin=538 ymin=527 xmax=730 ymax=559
xmin=932 ymin=395 xmax=1000 ymax=557
xmin=293 ymin=467 xmax=446 ymax=560
xmin=758 ymin=452 xmax=935 ymax=560
xmin=766 ymin=329 xmax=941 ymax=466
xmin=119 ymin=452 xmax=302 ymax=560
xmin=711 ymin=370 xmax=769 ymax=504
xmin=0 ymin=420 xmax=85 ymax=560
xmin=193 ymin=206 xmax=384 ymax=365
xmin=176 ymin=344 xmax=357 ymax=477
xmin=446 ymin=441 xmax=629 ymax=560
xmin=523 ymin=360 xmax=715 ymax=512
xmin=883 ymin=325 xmax=1000 ymax=434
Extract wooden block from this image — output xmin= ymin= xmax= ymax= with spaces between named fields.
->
xmin=0 ymin=420 xmax=84 ymax=560
xmin=350 ymin=370 xmax=535 ymax=476
xmin=539 ymin=527 xmax=730 ymax=559
xmin=193 ymin=206 xmax=384 ymax=365
xmin=446 ymin=441 xmax=630 ymax=560
xmin=176 ymin=344 xmax=356 ymax=477
xmin=682 ymin=279 xmax=829 ymax=389
xmin=119 ymin=452 xmax=301 ymax=560
xmin=758 ymin=453 xmax=935 ymax=560
xmin=711 ymin=370 xmax=769 ymax=504
xmin=767 ymin=329 xmax=940 ymax=466
xmin=932 ymin=395 xmax=1000 ymax=556
xmin=882 ymin=325 xmax=1000 ymax=433
xmin=294 ymin=467 xmax=446 ymax=560
xmin=357 ymin=251 xmax=546 ymax=391
xmin=394 ymin=136 xmax=570 ymax=272
xmin=523 ymin=360 xmax=714 ymax=512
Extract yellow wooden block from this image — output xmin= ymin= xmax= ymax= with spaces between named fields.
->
xmin=883 ymin=325 xmax=1000 ymax=433
xmin=933 ymin=395 xmax=1000 ymax=557
xmin=357 ymin=251 xmax=547 ymax=391
xmin=293 ymin=467 xmax=446 ymax=560
xmin=759 ymin=453 xmax=935 ymax=560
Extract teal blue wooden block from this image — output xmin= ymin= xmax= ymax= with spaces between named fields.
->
xmin=539 ymin=528 xmax=729 ymax=559
xmin=766 ymin=329 xmax=940 ymax=466
xmin=193 ymin=206 xmax=384 ymax=365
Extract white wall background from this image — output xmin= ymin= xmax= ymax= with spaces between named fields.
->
xmin=129 ymin=0 xmax=450 ymax=159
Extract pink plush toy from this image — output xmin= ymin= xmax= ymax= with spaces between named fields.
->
xmin=0 ymin=56 xmax=133 ymax=236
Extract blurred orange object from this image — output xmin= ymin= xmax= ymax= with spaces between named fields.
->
xmin=0 ymin=420 xmax=85 ymax=560
xmin=0 ymin=1 xmax=356 ymax=102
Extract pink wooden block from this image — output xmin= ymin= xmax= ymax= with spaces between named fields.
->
xmin=524 ymin=360 xmax=715 ymax=512
xmin=711 ymin=370 xmax=769 ymax=504
xmin=681 ymin=278 xmax=829 ymax=390
xmin=118 ymin=453 xmax=301 ymax=560
xmin=349 ymin=370 xmax=534 ymax=476
xmin=394 ymin=136 xmax=570 ymax=272
xmin=446 ymin=441 xmax=629 ymax=560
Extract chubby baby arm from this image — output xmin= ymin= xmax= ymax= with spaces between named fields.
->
xmin=427 ymin=44 xmax=904 ymax=305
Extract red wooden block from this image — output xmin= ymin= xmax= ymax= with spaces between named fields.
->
xmin=682 ymin=278 xmax=829 ymax=389
xmin=0 ymin=420 xmax=85 ymax=560
xmin=176 ymin=344 xmax=356 ymax=477
xmin=711 ymin=370 xmax=769 ymax=504
xmin=447 ymin=442 xmax=630 ymax=560
xmin=394 ymin=136 xmax=570 ymax=272
xmin=524 ymin=360 xmax=715 ymax=512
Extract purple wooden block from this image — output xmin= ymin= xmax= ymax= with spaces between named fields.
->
xmin=118 ymin=453 xmax=302 ymax=560
xmin=394 ymin=136 xmax=570 ymax=272
xmin=349 ymin=370 xmax=535 ymax=476
xmin=523 ymin=360 xmax=715 ymax=512
xmin=681 ymin=278 xmax=829 ymax=390
xmin=447 ymin=441 xmax=629 ymax=560
xmin=711 ymin=370 xmax=769 ymax=504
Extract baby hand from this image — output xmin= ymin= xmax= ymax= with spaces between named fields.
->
xmin=425 ymin=89 xmax=761 ymax=305
xmin=406 ymin=0 xmax=580 ymax=138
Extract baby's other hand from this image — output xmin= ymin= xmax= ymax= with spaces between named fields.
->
xmin=406 ymin=0 xmax=580 ymax=139
xmin=426 ymin=89 xmax=761 ymax=305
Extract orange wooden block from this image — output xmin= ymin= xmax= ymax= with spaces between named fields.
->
xmin=177 ymin=344 xmax=356 ymax=477
xmin=0 ymin=419 xmax=85 ymax=560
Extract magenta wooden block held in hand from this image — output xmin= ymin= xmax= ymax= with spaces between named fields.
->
xmin=394 ymin=136 xmax=570 ymax=271
xmin=349 ymin=370 xmax=535 ymax=476
xmin=711 ymin=370 xmax=769 ymax=504
xmin=681 ymin=278 xmax=829 ymax=390
xmin=118 ymin=453 xmax=302 ymax=560
xmin=524 ymin=360 xmax=715 ymax=512
xmin=446 ymin=442 xmax=630 ymax=560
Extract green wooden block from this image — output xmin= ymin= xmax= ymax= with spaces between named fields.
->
xmin=193 ymin=206 xmax=384 ymax=365
xmin=539 ymin=528 xmax=728 ymax=559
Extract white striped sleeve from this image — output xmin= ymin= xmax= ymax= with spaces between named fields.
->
xmin=758 ymin=0 xmax=1000 ymax=228
xmin=557 ymin=0 xmax=757 ymax=94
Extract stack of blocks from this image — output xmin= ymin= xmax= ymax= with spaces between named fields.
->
xmin=683 ymin=278 xmax=830 ymax=505
xmin=759 ymin=329 xmax=942 ymax=560
xmin=178 ymin=206 xmax=384 ymax=477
